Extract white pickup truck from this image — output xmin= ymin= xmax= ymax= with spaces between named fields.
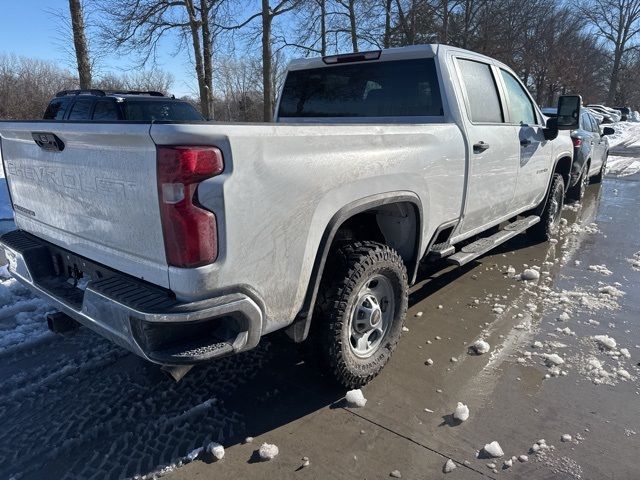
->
xmin=0 ymin=45 xmax=580 ymax=387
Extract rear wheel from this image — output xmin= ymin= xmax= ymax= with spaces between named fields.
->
xmin=314 ymin=241 xmax=408 ymax=388
xmin=566 ymin=164 xmax=589 ymax=202
xmin=528 ymin=173 xmax=565 ymax=241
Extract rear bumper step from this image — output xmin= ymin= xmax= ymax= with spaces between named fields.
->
xmin=0 ymin=230 xmax=263 ymax=365
xmin=447 ymin=215 xmax=540 ymax=266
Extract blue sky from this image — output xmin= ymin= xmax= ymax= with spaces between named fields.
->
xmin=0 ymin=0 xmax=207 ymax=96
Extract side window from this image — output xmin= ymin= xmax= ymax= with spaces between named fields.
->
xmin=92 ymin=101 xmax=119 ymax=120
xmin=43 ymin=99 xmax=70 ymax=120
xmin=580 ymin=111 xmax=590 ymax=130
xmin=500 ymin=70 xmax=536 ymax=125
xmin=457 ymin=59 xmax=503 ymax=123
xmin=67 ymin=99 xmax=93 ymax=120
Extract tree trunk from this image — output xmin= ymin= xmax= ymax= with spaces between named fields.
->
xmin=441 ymin=0 xmax=449 ymax=44
xmin=184 ymin=0 xmax=210 ymax=118
xmin=608 ymin=45 xmax=623 ymax=105
xmin=68 ymin=0 xmax=92 ymax=89
xmin=384 ymin=0 xmax=392 ymax=48
xmin=262 ymin=0 xmax=273 ymax=121
xmin=200 ymin=0 xmax=214 ymax=118
xmin=320 ymin=0 xmax=327 ymax=55
xmin=348 ymin=0 xmax=358 ymax=52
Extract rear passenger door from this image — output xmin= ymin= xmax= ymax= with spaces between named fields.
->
xmin=454 ymin=57 xmax=519 ymax=236
xmin=67 ymin=99 xmax=94 ymax=121
xmin=498 ymin=68 xmax=552 ymax=209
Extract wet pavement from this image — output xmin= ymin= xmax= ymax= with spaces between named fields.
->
xmin=1 ymin=154 xmax=639 ymax=479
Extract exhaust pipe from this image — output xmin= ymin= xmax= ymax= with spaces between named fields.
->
xmin=161 ymin=364 xmax=194 ymax=382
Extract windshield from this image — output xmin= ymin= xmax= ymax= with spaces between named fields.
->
xmin=278 ymin=58 xmax=443 ymax=118
xmin=122 ymin=100 xmax=204 ymax=121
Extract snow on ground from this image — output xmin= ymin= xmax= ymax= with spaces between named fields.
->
xmin=607 ymin=156 xmax=640 ymax=177
xmin=607 ymin=121 xmax=640 ymax=148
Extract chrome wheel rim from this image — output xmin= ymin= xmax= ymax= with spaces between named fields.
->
xmin=348 ymin=274 xmax=395 ymax=358
xmin=548 ymin=187 xmax=563 ymax=230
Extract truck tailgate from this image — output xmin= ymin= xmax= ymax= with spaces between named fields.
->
xmin=0 ymin=122 xmax=169 ymax=287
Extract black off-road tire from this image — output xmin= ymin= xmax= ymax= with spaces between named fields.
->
xmin=566 ymin=164 xmax=589 ymax=202
xmin=314 ymin=241 xmax=408 ymax=388
xmin=591 ymin=154 xmax=607 ymax=184
xmin=528 ymin=173 xmax=565 ymax=241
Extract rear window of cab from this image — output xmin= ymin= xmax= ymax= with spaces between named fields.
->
xmin=279 ymin=58 xmax=443 ymax=118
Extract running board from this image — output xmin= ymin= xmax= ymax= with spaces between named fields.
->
xmin=447 ymin=216 xmax=540 ymax=266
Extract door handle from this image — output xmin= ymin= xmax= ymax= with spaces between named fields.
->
xmin=520 ymin=139 xmax=531 ymax=147
xmin=473 ymin=141 xmax=490 ymax=153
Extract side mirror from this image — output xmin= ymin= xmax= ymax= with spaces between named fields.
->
xmin=556 ymin=95 xmax=581 ymax=130
xmin=602 ymin=127 xmax=615 ymax=136
xmin=543 ymin=116 xmax=559 ymax=140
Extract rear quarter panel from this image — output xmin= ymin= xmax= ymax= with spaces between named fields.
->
xmin=150 ymin=122 xmax=465 ymax=332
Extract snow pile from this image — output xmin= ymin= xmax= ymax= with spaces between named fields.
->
xmin=606 ymin=156 xmax=640 ymax=177
xmin=207 ymin=442 xmax=225 ymax=460
xmin=453 ymin=402 xmax=469 ymax=422
xmin=560 ymin=434 xmax=572 ymax=443
xmin=258 ymin=443 xmax=279 ymax=461
xmin=345 ymin=389 xmax=367 ymax=407
xmin=628 ymin=252 xmax=640 ymax=270
xmin=443 ymin=459 xmax=457 ymax=473
xmin=482 ymin=441 xmax=504 ymax=458
xmin=470 ymin=339 xmax=490 ymax=355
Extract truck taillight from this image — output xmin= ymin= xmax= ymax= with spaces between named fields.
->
xmin=572 ymin=137 xmax=582 ymax=148
xmin=157 ymin=146 xmax=224 ymax=268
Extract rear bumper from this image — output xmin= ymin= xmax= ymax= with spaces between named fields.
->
xmin=0 ymin=230 xmax=263 ymax=365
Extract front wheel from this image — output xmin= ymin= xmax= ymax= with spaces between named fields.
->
xmin=314 ymin=241 xmax=408 ymax=388
xmin=528 ymin=173 xmax=565 ymax=241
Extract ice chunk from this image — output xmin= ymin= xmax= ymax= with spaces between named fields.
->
xmin=471 ymin=339 xmax=490 ymax=355
xmin=518 ymin=455 xmax=529 ymax=462
xmin=390 ymin=470 xmax=402 ymax=478
xmin=302 ymin=457 xmax=310 ymax=467
xmin=443 ymin=459 xmax=457 ymax=473
xmin=259 ymin=443 xmax=279 ymax=461
xmin=561 ymin=434 xmax=572 ymax=443
xmin=186 ymin=447 xmax=203 ymax=462
xmin=482 ymin=441 xmax=504 ymax=458
xmin=599 ymin=285 xmax=625 ymax=297
xmin=402 ymin=326 xmax=409 ymax=332
xmin=620 ymin=348 xmax=631 ymax=358
xmin=557 ymin=312 xmax=571 ymax=322
xmin=453 ymin=402 xmax=469 ymax=422
xmin=244 ymin=436 xmax=254 ymax=444
xmin=425 ymin=359 xmax=434 ymax=366
xmin=415 ymin=311 xmax=424 ymax=317
xmin=345 ymin=389 xmax=367 ymax=407
xmin=543 ymin=353 xmax=564 ymax=366
xmin=618 ymin=368 xmax=631 ymax=380
xmin=593 ymin=335 xmax=617 ymax=350
xmin=532 ymin=341 xmax=544 ymax=349
xmin=504 ymin=458 xmax=513 ymax=468
xmin=589 ymin=264 xmax=612 ymax=275
xmin=520 ymin=269 xmax=540 ymax=281
xmin=207 ymin=442 xmax=225 ymax=460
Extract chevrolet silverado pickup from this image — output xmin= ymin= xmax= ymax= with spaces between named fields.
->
xmin=0 ymin=45 xmax=580 ymax=387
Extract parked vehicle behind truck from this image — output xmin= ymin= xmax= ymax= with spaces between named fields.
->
xmin=541 ymin=107 xmax=613 ymax=201
xmin=0 ymin=45 xmax=580 ymax=387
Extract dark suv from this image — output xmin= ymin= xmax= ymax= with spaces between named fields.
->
xmin=43 ymin=90 xmax=204 ymax=122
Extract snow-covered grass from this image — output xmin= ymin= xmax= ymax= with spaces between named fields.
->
xmin=607 ymin=156 xmax=640 ymax=177
xmin=607 ymin=121 xmax=640 ymax=148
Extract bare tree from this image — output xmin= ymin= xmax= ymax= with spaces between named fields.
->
xmin=582 ymin=0 xmax=640 ymax=104
xmin=69 ymin=0 xmax=92 ymax=88
xmin=98 ymin=0 xmax=221 ymax=118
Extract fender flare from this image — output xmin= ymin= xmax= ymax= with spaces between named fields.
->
xmin=285 ymin=191 xmax=423 ymax=342
xmin=533 ymin=154 xmax=572 ymax=216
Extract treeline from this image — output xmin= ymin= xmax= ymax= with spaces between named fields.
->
xmin=3 ymin=0 xmax=640 ymax=121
